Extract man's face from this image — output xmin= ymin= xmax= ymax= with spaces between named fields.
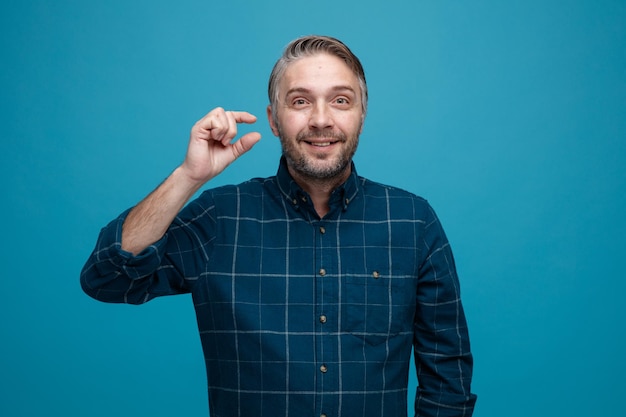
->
xmin=268 ymin=53 xmax=364 ymax=183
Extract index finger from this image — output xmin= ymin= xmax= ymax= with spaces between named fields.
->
xmin=229 ymin=111 xmax=258 ymax=124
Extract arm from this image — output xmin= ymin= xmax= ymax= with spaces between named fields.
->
xmin=413 ymin=204 xmax=477 ymax=416
xmin=80 ymin=108 xmax=261 ymax=302
xmin=122 ymin=107 xmax=262 ymax=255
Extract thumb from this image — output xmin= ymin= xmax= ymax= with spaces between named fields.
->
xmin=231 ymin=131 xmax=262 ymax=158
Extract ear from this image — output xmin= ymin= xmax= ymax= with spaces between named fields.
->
xmin=267 ymin=105 xmax=279 ymax=136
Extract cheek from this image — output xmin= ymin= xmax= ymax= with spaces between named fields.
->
xmin=337 ymin=114 xmax=364 ymax=135
xmin=278 ymin=113 xmax=308 ymax=136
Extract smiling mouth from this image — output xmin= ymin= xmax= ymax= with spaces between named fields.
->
xmin=298 ymin=130 xmax=345 ymax=148
xmin=307 ymin=141 xmax=334 ymax=147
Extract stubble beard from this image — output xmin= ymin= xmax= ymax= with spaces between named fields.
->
xmin=278 ymin=126 xmax=360 ymax=182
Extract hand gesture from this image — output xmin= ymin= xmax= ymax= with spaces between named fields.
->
xmin=181 ymin=107 xmax=262 ymax=184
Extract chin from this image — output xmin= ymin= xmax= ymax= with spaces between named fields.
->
xmin=302 ymin=159 xmax=350 ymax=180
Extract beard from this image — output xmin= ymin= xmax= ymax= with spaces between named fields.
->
xmin=278 ymin=126 xmax=360 ymax=181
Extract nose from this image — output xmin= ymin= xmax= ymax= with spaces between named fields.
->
xmin=309 ymin=101 xmax=334 ymax=130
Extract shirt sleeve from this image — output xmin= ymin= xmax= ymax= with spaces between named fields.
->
xmin=80 ymin=195 xmax=214 ymax=304
xmin=413 ymin=202 xmax=477 ymax=416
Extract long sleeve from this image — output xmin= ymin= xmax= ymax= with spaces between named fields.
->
xmin=80 ymin=194 xmax=215 ymax=304
xmin=413 ymin=204 xmax=477 ymax=416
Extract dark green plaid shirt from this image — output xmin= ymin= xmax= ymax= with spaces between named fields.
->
xmin=81 ymin=158 xmax=476 ymax=416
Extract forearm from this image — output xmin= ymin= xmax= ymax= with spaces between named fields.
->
xmin=122 ymin=166 xmax=205 ymax=255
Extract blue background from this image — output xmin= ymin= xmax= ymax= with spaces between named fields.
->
xmin=2 ymin=1 xmax=625 ymax=416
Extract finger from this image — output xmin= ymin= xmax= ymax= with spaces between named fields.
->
xmin=221 ymin=111 xmax=239 ymax=145
xmin=193 ymin=108 xmax=225 ymax=141
xmin=230 ymin=111 xmax=258 ymax=125
xmin=210 ymin=108 xmax=231 ymax=142
xmin=231 ymin=132 xmax=262 ymax=158
xmin=193 ymin=109 xmax=257 ymax=144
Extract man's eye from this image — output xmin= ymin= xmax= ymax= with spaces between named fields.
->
xmin=293 ymin=99 xmax=307 ymax=105
xmin=335 ymin=97 xmax=349 ymax=105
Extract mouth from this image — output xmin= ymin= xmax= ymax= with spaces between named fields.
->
xmin=306 ymin=141 xmax=335 ymax=147
xmin=298 ymin=130 xmax=345 ymax=149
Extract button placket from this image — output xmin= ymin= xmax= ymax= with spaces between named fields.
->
xmin=314 ymin=220 xmax=335 ymax=409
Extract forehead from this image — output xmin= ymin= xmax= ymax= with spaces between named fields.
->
xmin=280 ymin=53 xmax=359 ymax=93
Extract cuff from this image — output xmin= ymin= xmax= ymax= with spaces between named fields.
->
xmin=94 ymin=209 xmax=169 ymax=280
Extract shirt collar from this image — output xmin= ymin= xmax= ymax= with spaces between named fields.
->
xmin=275 ymin=156 xmax=361 ymax=215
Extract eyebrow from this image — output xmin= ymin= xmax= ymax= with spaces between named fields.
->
xmin=284 ymin=85 xmax=357 ymax=97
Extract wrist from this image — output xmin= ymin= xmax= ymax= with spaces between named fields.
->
xmin=171 ymin=166 xmax=208 ymax=198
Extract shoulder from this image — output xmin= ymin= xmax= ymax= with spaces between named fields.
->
xmin=356 ymin=176 xmax=438 ymax=222
xmin=186 ymin=176 xmax=279 ymax=211
xmin=360 ymin=176 xmax=429 ymax=205
xmin=175 ymin=176 xmax=279 ymax=225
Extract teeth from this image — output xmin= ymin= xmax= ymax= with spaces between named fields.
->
xmin=311 ymin=142 xmax=331 ymax=147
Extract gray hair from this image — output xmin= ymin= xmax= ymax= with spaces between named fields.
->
xmin=268 ymin=35 xmax=368 ymax=124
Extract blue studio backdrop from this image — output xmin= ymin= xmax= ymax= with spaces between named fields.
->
xmin=2 ymin=1 xmax=625 ymax=416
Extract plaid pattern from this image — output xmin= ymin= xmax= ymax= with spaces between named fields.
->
xmin=81 ymin=158 xmax=476 ymax=416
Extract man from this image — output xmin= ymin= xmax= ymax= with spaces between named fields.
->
xmin=81 ymin=35 xmax=477 ymax=416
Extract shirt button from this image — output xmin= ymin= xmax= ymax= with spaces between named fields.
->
xmin=321 ymin=414 xmax=327 ymax=417
xmin=319 ymin=226 xmax=326 ymax=234
xmin=320 ymin=364 xmax=328 ymax=373
xmin=319 ymin=268 xmax=326 ymax=276
xmin=372 ymin=270 xmax=380 ymax=279
xmin=319 ymin=315 xmax=327 ymax=323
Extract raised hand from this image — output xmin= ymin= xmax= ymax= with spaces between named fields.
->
xmin=181 ymin=107 xmax=262 ymax=184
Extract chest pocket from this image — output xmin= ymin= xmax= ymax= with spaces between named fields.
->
xmin=341 ymin=269 xmax=416 ymax=346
